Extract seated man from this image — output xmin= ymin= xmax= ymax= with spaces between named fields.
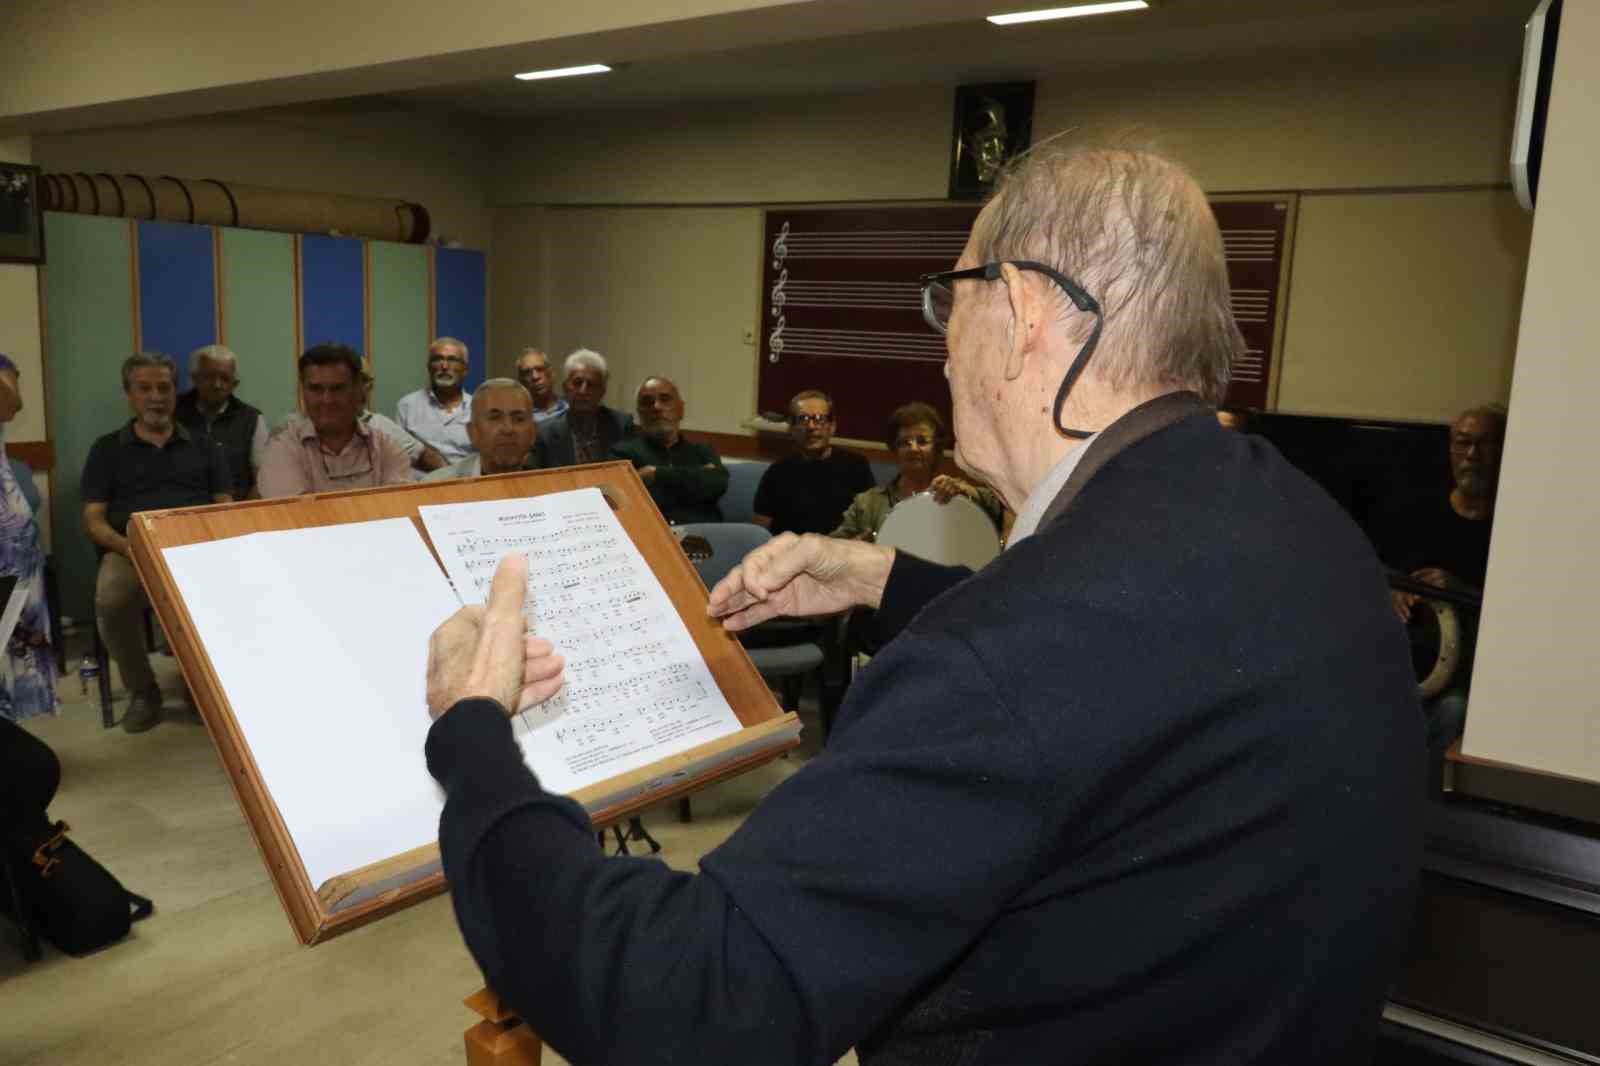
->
xmin=425 ymin=378 xmax=545 ymax=481
xmin=274 ymin=363 xmax=447 ymax=474
xmin=258 ymin=344 xmax=414 ymax=498
xmin=1388 ymin=403 xmax=1507 ymax=757
xmin=515 ymin=348 xmax=568 ymax=423
xmin=753 ymin=390 xmax=876 ymax=536
xmin=396 ymin=337 xmax=474 ymax=464
xmin=537 ymin=349 xmax=634 ymax=467
xmin=610 ymin=376 xmax=727 ymax=524
xmin=82 ymin=353 xmax=232 ymax=733
xmin=176 ymin=344 xmax=267 ymax=498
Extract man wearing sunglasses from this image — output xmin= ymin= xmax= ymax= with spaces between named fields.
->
xmin=423 ymin=145 xmax=1422 ymax=1065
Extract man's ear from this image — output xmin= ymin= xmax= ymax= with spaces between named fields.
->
xmin=998 ymin=263 xmax=1038 ymax=382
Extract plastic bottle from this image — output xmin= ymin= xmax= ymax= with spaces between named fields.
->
xmin=78 ymin=655 xmax=100 ymax=696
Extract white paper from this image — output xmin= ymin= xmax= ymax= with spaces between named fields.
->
xmin=162 ymin=519 xmax=462 ymax=889
xmin=419 ymin=487 xmax=741 ymax=795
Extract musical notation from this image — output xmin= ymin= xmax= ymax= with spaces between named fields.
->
xmin=417 ymin=488 xmax=741 ymax=795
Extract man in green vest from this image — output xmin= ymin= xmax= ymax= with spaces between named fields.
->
xmin=609 ymin=376 xmax=727 ymax=524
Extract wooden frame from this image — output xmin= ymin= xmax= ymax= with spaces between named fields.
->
xmin=126 ymin=462 xmax=800 ymax=944
xmin=0 ymin=162 xmax=45 ymax=264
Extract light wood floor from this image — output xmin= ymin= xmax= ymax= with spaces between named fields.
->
xmin=2 ymin=651 xmax=843 ymax=1066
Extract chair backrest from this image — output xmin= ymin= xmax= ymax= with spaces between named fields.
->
xmin=875 ymin=493 xmax=1001 ymax=571
xmin=676 ymin=522 xmax=771 ymax=590
xmin=720 ymin=459 xmax=769 ymax=524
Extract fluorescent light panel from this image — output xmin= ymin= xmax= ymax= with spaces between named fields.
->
xmin=987 ymin=1 xmax=1148 ymax=26
xmin=514 ymin=63 xmax=612 ymax=81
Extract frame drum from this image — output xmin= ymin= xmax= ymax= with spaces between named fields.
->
xmin=875 ymin=493 xmax=1001 ymax=572
xmin=1408 ymin=597 xmax=1463 ymax=700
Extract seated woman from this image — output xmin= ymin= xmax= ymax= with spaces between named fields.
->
xmin=831 ymin=402 xmax=1004 ymax=540
xmin=0 ymin=355 xmax=55 ymax=723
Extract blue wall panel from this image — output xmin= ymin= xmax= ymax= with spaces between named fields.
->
xmin=301 ymin=234 xmax=366 ymax=356
xmin=137 ymin=220 xmax=218 ymax=391
xmin=434 ymin=248 xmax=487 ymax=389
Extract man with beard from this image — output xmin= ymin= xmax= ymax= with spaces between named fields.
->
xmin=752 ymin=390 xmax=876 ymax=537
xmin=396 ymin=337 xmax=475 ymax=464
xmin=537 ymin=349 xmax=635 ymax=468
xmin=1389 ymin=403 xmax=1507 ymax=756
xmin=82 ymin=353 xmax=232 ymax=732
xmin=425 ymin=379 xmax=545 ymax=481
xmin=610 ymin=376 xmax=727 ymax=524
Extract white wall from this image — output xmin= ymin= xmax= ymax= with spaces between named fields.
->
xmin=1463 ymin=0 xmax=1600 ymax=783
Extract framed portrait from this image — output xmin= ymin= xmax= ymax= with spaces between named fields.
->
xmin=947 ymin=82 xmax=1035 ymax=201
xmin=0 ymin=162 xmax=44 ymax=264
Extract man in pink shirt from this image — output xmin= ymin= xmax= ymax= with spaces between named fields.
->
xmin=258 ymin=344 xmax=414 ymax=498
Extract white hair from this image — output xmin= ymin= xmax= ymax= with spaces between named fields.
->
xmin=430 ymin=336 xmax=469 ymax=359
xmin=188 ymin=344 xmax=239 ymax=377
xmin=564 ymin=348 xmax=609 ymax=382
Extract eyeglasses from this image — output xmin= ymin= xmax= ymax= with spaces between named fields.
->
xmin=791 ymin=414 xmax=833 ymax=428
xmin=894 ymin=435 xmax=934 ymax=450
xmin=917 ymin=259 xmax=1104 ymax=441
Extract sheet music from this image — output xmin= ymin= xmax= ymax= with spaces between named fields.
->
xmin=419 ymin=488 xmax=741 ymax=795
xmin=162 ymin=519 xmax=463 ymax=890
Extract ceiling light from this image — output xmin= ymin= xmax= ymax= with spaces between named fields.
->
xmin=514 ymin=64 xmax=612 ymax=81
xmin=987 ymin=1 xmax=1148 ymax=26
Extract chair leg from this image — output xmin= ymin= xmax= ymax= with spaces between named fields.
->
xmin=780 ymin=675 xmax=802 ymax=712
xmin=677 ymin=796 xmax=692 ymax=823
xmin=93 ymin=626 xmax=115 ymax=729
xmin=625 ymin=817 xmax=661 ymax=855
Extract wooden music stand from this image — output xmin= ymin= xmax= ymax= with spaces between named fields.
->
xmin=125 ymin=462 xmax=801 ymax=954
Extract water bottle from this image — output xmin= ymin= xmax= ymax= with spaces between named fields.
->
xmin=78 ymin=655 xmax=100 ymax=696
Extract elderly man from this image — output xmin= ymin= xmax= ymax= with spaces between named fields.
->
xmin=424 ymin=378 xmax=545 ymax=481
xmin=536 ymin=349 xmax=634 ymax=467
xmin=258 ymin=344 xmax=414 ymax=497
xmin=396 ymin=337 xmax=474 ymax=464
xmin=514 ymin=348 xmax=567 ymax=423
xmin=421 ymin=146 xmax=1421 ymax=1064
xmin=752 ymin=389 xmax=876 ymax=536
xmin=83 ymin=353 xmax=232 ymax=733
xmin=1389 ymin=403 xmax=1507 ymax=758
xmin=175 ymin=344 xmax=268 ymax=498
xmin=609 ymin=376 xmax=727 ymax=524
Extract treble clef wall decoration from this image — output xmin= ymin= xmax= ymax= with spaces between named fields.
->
xmin=770 ymin=220 xmax=789 ymax=270
xmin=768 ymin=220 xmax=790 ymax=363
xmin=768 ymin=315 xmax=785 ymax=364
xmin=769 ymin=268 xmax=787 ymax=317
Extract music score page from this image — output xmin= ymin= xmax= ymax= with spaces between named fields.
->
xmin=419 ymin=488 xmax=741 ymax=795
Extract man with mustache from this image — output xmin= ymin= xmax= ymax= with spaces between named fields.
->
xmin=81 ymin=353 xmax=233 ymax=733
xmin=396 ymin=337 xmax=475 ymax=464
xmin=610 ymin=376 xmax=727 ymax=524
xmin=752 ymin=390 xmax=876 ymax=537
xmin=514 ymin=348 xmax=568 ymax=423
xmin=1390 ymin=403 xmax=1507 ymax=757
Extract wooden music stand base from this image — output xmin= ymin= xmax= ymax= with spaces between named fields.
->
xmin=464 ymin=988 xmax=542 ymax=1066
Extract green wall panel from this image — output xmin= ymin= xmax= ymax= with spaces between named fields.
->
xmin=367 ymin=241 xmax=430 ymax=421
xmin=43 ymin=213 xmax=136 ymax=619
xmin=219 ymin=228 xmax=299 ymax=430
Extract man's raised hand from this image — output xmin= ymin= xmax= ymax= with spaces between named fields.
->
xmin=426 ymin=553 xmax=566 ymax=719
xmin=706 ymin=532 xmax=895 ymax=631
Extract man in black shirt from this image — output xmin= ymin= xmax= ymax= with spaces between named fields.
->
xmin=1390 ymin=404 xmax=1505 ymax=756
xmin=174 ymin=344 xmax=266 ymax=498
xmin=83 ymin=353 xmax=232 ymax=733
xmin=753 ymin=390 xmax=877 ymax=536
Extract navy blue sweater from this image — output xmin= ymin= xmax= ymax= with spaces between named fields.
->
xmin=426 ymin=410 xmax=1423 ymax=1065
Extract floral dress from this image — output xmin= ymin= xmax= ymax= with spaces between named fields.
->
xmin=0 ymin=431 xmax=57 ymax=721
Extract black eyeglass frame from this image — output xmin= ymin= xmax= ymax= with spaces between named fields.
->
xmin=919 ymin=259 xmax=1104 ymax=441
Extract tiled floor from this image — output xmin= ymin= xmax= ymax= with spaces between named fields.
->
xmin=2 ymin=646 xmax=845 ymax=1065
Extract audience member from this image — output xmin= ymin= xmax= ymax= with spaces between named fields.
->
xmin=274 ymin=363 xmax=447 ymax=474
xmin=426 ymin=379 xmax=546 ymax=481
xmin=0 ymin=355 xmax=55 ymax=722
xmin=832 ymin=402 xmax=1002 ymax=540
xmin=82 ymin=353 xmax=232 ymax=733
xmin=1390 ymin=403 xmax=1507 ymax=756
xmin=396 ymin=337 xmax=474 ymax=463
xmin=176 ymin=345 xmax=268 ymax=498
xmin=515 ymin=348 xmax=568 ymax=423
xmin=610 ymin=376 xmax=727 ymax=523
xmin=258 ymin=344 xmax=414 ymax=498
xmin=537 ymin=349 xmax=635 ymax=467
xmin=753 ymin=390 xmax=876 ymax=536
